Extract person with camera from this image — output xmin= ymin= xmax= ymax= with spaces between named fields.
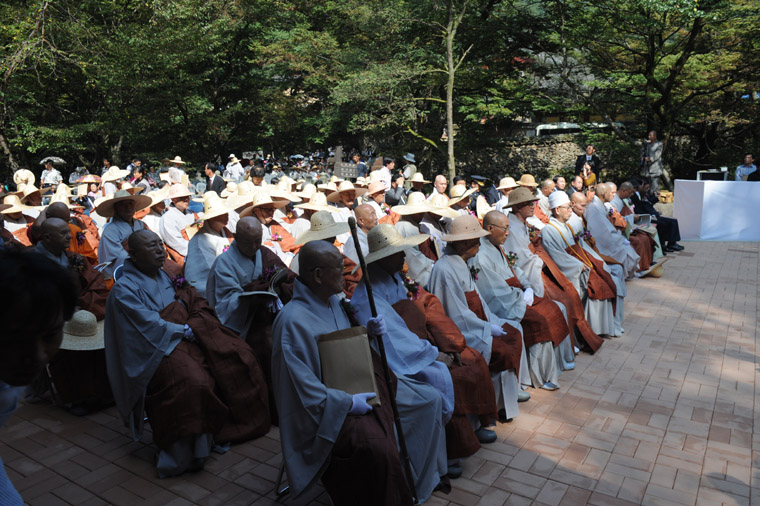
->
xmin=575 ymin=144 xmax=602 ymax=188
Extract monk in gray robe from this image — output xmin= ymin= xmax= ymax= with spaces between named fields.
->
xmin=272 ymin=241 xmax=414 ymax=506
xmin=96 ymin=190 xmax=150 ymax=278
xmin=105 ymin=230 xmax=269 ymax=478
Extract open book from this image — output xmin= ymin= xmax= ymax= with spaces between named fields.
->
xmin=318 ymin=326 xmax=381 ymax=407
xmin=239 ymin=267 xmax=289 ymax=297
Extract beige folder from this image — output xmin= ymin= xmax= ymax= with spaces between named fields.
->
xmin=318 ymin=326 xmax=381 ymax=407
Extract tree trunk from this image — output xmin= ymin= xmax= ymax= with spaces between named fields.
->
xmin=0 ymin=128 xmax=19 ymax=172
xmin=446 ymin=28 xmax=456 ymax=182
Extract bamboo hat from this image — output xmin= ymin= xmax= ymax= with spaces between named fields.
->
xmin=448 ymin=185 xmax=476 ymax=206
xmin=496 ymin=177 xmax=519 ymax=190
xmin=101 ymin=166 xmax=130 ymax=182
xmin=60 ymin=310 xmax=105 ymax=351
xmin=170 ymin=156 xmax=186 ymax=165
xmin=94 ymin=189 xmax=151 ymax=218
xmin=1 ymin=195 xmax=27 ymax=214
xmin=441 ymin=214 xmax=490 ymax=242
xmin=200 ymin=191 xmax=230 ymax=221
xmin=326 ymin=181 xmax=367 ymax=203
xmin=364 ymin=224 xmax=429 ymax=265
xmin=220 ymin=182 xmax=237 ymax=198
xmin=506 ymin=187 xmax=539 ymax=208
xmin=428 ymin=193 xmax=459 ymax=218
xmin=167 ymin=184 xmax=192 ymax=199
xmin=294 ymin=191 xmax=338 ymax=213
xmin=13 ymin=169 xmax=35 ymax=187
xmin=297 ymin=183 xmax=317 ymax=200
xmin=391 ymin=191 xmax=430 ymax=216
xmin=516 ymin=174 xmax=538 ymax=188
xmin=239 ymin=191 xmax=289 ymax=217
xmin=409 ymin=172 xmax=431 ymax=184
xmin=367 ymin=181 xmax=386 ymax=196
xmin=294 ymin=211 xmax=349 ymax=245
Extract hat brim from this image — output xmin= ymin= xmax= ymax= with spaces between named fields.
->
xmin=409 ymin=178 xmax=431 ymax=184
xmin=295 ymin=222 xmax=350 ymax=245
xmin=268 ymin=189 xmax=302 ymax=203
xmin=95 ymin=194 xmax=152 ymax=218
xmin=326 ymin=188 xmax=368 ymax=203
xmin=201 ymin=206 xmax=231 ymax=221
xmin=441 ymin=228 xmax=490 ymax=242
xmin=448 ymin=188 xmax=476 ymax=206
xmin=101 ymin=170 xmax=130 ymax=182
xmin=364 ymin=234 xmax=429 ymax=264
xmin=293 ymin=203 xmax=339 ymax=212
xmin=496 ymin=183 xmax=519 ymax=190
xmin=239 ymin=199 xmax=289 ymax=217
xmin=60 ymin=321 xmax=105 ymax=351
xmin=507 ymin=195 xmax=538 ymax=207
xmin=391 ymin=204 xmax=430 ymax=216
xmin=1 ymin=204 xmax=26 ymax=214
xmin=517 ymin=182 xmax=538 ymax=188
xmin=428 ymin=206 xmax=460 ymax=219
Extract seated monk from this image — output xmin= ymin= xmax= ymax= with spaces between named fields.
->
xmin=206 ymin=216 xmax=296 ymax=422
xmin=342 ymin=204 xmax=375 ymax=268
xmin=1 ymin=195 xmax=35 ymax=245
xmin=239 ymin=192 xmax=299 ymax=266
xmin=272 ymin=241 xmax=415 ymax=506
xmin=184 ymin=192 xmax=234 ymax=298
xmin=354 ymin=224 xmax=496 ymax=479
xmin=44 ymin=201 xmax=98 ymax=265
xmin=105 ymin=230 xmax=270 ymax=477
xmin=159 ymin=184 xmax=198 ymax=266
xmin=291 ymin=211 xmax=362 ymax=299
xmin=33 ymin=218 xmax=111 ymax=414
xmin=96 ymin=190 xmax=152 ymax=279
xmin=429 ymin=215 xmax=529 ymax=423
xmin=472 ymin=211 xmax=574 ymax=389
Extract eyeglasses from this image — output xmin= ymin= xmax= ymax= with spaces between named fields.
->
xmin=490 ymin=224 xmax=510 ymax=232
xmin=556 ymin=204 xmax=572 ymax=211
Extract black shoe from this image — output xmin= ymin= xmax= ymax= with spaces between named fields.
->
xmin=475 ymin=427 xmax=497 ymax=444
xmin=498 ymin=409 xmax=513 ymax=423
xmin=447 ymin=463 xmax=462 ymax=479
xmin=670 ymin=243 xmax=684 ymax=251
xmin=664 ymin=246 xmax=677 ymax=252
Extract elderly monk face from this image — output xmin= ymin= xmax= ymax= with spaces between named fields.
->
xmin=114 ymin=199 xmax=136 ymax=222
xmin=571 ymin=193 xmax=588 ymax=217
xmin=40 ymin=218 xmax=71 ymax=256
xmin=235 ymin=217 xmax=263 ymax=258
xmin=434 ymin=175 xmax=447 ymax=195
xmin=606 ymin=184 xmax=617 ymax=203
xmin=541 ymin=181 xmax=555 ymax=197
xmin=377 ymin=250 xmax=405 ymax=276
xmin=129 ymin=230 xmax=166 ymax=277
xmin=339 ymin=190 xmax=356 ymax=208
xmin=206 ymin=214 xmax=229 ymax=234
xmin=355 ymin=204 xmax=378 ymax=233
xmin=553 ymin=202 xmax=573 ymax=223
xmin=485 ymin=211 xmax=510 ymax=247
xmin=370 ymin=190 xmax=384 ymax=205
xmin=411 ymin=181 xmax=424 ymax=191
xmin=253 ymin=204 xmax=275 ymax=226
xmin=25 ymin=192 xmax=42 ymax=207
xmin=512 ymin=200 xmax=535 ymax=221
xmin=451 ymin=237 xmax=480 ymax=262
xmin=172 ymin=195 xmax=191 ymax=213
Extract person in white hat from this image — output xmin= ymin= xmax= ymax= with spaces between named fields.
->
xmin=542 ymin=190 xmax=617 ymax=337
xmin=184 ymin=193 xmax=233 ymax=298
xmin=363 ymin=181 xmax=389 ymax=220
xmin=326 ymin=180 xmax=367 ymax=245
xmin=224 ymin=154 xmax=245 ymax=182
xmin=1 ymin=194 xmax=34 ymax=235
xmin=140 ymin=187 xmax=169 ymax=233
xmin=101 ymin=166 xmax=130 ymax=197
xmin=341 ymin=204 xmax=377 ymax=268
xmin=159 ymin=184 xmax=198 ymax=260
xmin=448 ymin=185 xmax=476 ymax=216
xmin=239 ymin=192 xmax=297 ymax=266
xmin=471 ymin=211 xmax=575 ymax=390
xmin=350 ymin=224 xmax=451 ymax=496
xmin=206 ymin=217 xmax=296 ymax=410
xmin=408 ymin=171 xmax=430 ymax=192
xmin=421 ymin=193 xmax=458 ymax=257
xmin=105 ymin=229 xmax=270 ymax=478
xmin=290 ymin=191 xmax=337 ymax=240
xmin=96 ymin=189 xmax=152 ymax=278
xmin=493 ymin=177 xmax=518 ymax=215
xmin=392 ymin=191 xmax=437 ymax=286
xmin=271 ymin=240 xmax=415 ymax=506
xmin=428 ymin=214 xmax=529 ymax=423
xmin=568 ymin=191 xmax=627 ymax=337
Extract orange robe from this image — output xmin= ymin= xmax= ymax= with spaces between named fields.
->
xmin=68 ymin=223 xmax=98 ymax=265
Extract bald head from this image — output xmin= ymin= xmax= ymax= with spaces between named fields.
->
xmin=46 ymin=202 xmax=71 ymax=222
xmin=483 ymin=210 xmax=510 ymax=247
xmin=40 ymin=217 xmax=71 ymax=256
xmin=299 ymin=241 xmax=344 ymax=301
xmin=235 ymin=216 xmax=263 ymax=258
xmin=354 ymin=204 xmax=378 ymax=233
xmin=482 ymin=210 xmax=505 ymax=229
xmin=128 ymin=230 xmax=166 ymax=277
xmin=570 ymin=191 xmax=588 ymax=216
xmin=595 ymin=183 xmax=610 ymax=199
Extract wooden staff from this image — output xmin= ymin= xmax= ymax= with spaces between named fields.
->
xmin=348 ymin=217 xmax=418 ymax=504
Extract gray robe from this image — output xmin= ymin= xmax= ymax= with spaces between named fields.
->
xmin=394 ymin=220 xmax=434 ymax=288
xmin=185 ymin=229 xmax=229 ymax=298
xmin=585 ymin=196 xmax=639 ymax=278
xmin=159 ymin=206 xmax=195 ymax=257
xmin=97 ymin=218 xmax=146 ymax=277
xmin=504 ymin=214 xmax=546 ymax=297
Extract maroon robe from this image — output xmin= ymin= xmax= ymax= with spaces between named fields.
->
xmin=465 ymin=290 xmax=523 ymax=376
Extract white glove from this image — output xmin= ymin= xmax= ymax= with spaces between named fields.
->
xmin=490 ymin=323 xmax=506 ymax=338
xmin=349 ymin=392 xmax=376 ymax=415
xmin=623 ymin=239 xmax=631 ymax=246
xmin=367 ymin=316 xmax=387 ymax=337
xmin=183 ymin=324 xmax=196 ymax=342
xmin=523 ymin=287 xmax=535 ymax=306
xmin=267 ymin=297 xmax=284 ymax=313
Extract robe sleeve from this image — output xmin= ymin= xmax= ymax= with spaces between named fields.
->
xmin=97 ymin=222 xmax=129 ymax=277
xmin=470 ymin=248 xmax=527 ymax=321
xmin=206 ymin=254 xmax=251 ymax=335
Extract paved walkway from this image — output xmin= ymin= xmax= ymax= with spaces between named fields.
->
xmin=1 ymin=241 xmax=758 ymax=506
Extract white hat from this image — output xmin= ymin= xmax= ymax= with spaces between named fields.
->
xmin=295 ymin=211 xmax=349 ymax=245
xmin=391 ymin=192 xmax=430 ymax=216
xmin=200 ymin=192 xmax=230 ymax=221
xmin=13 ymin=169 xmax=35 ymax=187
xmin=167 ymin=184 xmax=192 ymax=199
xmin=496 ymin=177 xmax=519 ymax=190
xmin=170 ymin=156 xmax=186 ymax=165
xmin=239 ymin=191 xmax=289 ymax=217
xmin=101 ymin=166 xmax=130 ymax=182
xmin=428 ymin=193 xmax=459 ymax=218
xmin=548 ymin=191 xmax=570 ymax=209
xmin=367 ymin=181 xmax=386 ymax=196
xmin=94 ymin=189 xmax=152 ymax=218
xmin=326 ymin=181 xmax=367 ymax=203
xmin=409 ymin=172 xmax=430 ymax=184
xmin=441 ymin=215 xmax=490 ymax=242
xmin=364 ymin=224 xmax=429 ymax=265
xmin=294 ymin=191 xmax=339 ymax=213
xmin=448 ymin=185 xmax=475 ymax=206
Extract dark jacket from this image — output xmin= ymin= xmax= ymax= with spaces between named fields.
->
xmin=206 ymin=175 xmax=226 ymax=195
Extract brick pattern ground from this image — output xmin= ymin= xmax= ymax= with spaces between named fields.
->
xmin=1 ymin=241 xmax=758 ymax=505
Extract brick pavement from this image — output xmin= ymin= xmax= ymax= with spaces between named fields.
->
xmin=1 ymin=241 xmax=758 ymax=505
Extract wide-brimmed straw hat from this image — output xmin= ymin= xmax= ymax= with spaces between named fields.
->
xmin=354 ymin=177 xmax=368 ymax=188
xmin=442 ymin=214 xmax=490 ymax=242
xmin=297 ymin=183 xmax=317 ymax=200
xmin=119 ymin=182 xmax=144 ymax=195
xmin=364 ymin=224 xmax=429 ymax=265
xmin=200 ymin=191 xmax=230 ymax=221
xmin=48 ymin=193 xmax=83 ymax=210
xmin=295 ymin=211 xmax=349 ymax=245
xmin=101 ymin=166 xmax=130 ymax=182
xmin=428 ymin=193 xmax=459 ymax=218
xmin=448 ymin=185 xmax=475 ymax=206
xmin=496 ymin=177 xmax=519 ymax=190
xmin=94 ymin=189 xmax=151 ymax=218
xmin=269 ymin=179 xmax=302 ymax=203
xmin=226 ymin=182 xmax=258 ymax=211
xmin=516 ymin=174 xmax=538 ymax=188
xmin=476 ymin=195 xmax=493 ymax=220
xmin=409 ymin=172 xmax=430 ymax=184
xmin=294 ymin=191 xmax=338 ymax=213
xmin=19 ymin=184 xmax=41 ymax=204
xmin=1 ymin=195 xmax=27 ymax=214
xmin=60 ymin=310 xmax=105 ymax=351
xmin=54 ymin=183 xmax=73 ymax=197
xmin=220 ymin=182 xmax=237 ymax=198
xmin=317 ymin=181 xmax=338 ymax=195
xmin=170 ymin=156 xmax=186 ymax=165
xmin=392 ymin=191 xmax=430 ymax=215
xmin=146 ymin=187 xmax=170 ymax=208
xmin=13 ymin=169 xmax=35 ymax=187
xmin=239 ymin=191 xmax=289 ymax=217
xmin=507 ymin=187 xmax=539 ymax=208
xmin=366 ymin=181 xmax=386 ymax=196
xmin=167 ymin=184 xmax=192 ymax=199
xmin=326 ymin=181 xmax=367 ymax=203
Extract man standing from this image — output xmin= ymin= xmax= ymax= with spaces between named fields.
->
xmin=204 ymin=162 xmax=225 ymax=194
xmin=374 ymin=156 xmax=394 ymax=191
xmin=630 ymin=178 xmax=683 ymax=252
xmin=402 ymin=153 xmax=417 ymax=180
xmin=40 ymin=160 xmax=63 ymax=189
xmin=575 ymin=144 xmax=602 ymax=186
xmin=735 ymin=153 xmax=757 ymax=181
xmin=353 ymin=152 xmax=368 ymax=179
xmin=642 ymin=131 xmax=664 ymax=193
xmin=224 ymin=154 xmax=245 ymax=182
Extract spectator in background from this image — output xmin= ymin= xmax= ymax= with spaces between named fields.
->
xmin=566 ymin=175 xmax=583 ymax=196
xmin=735 ymin=153 xmax=757 ymax=181
xmin=552 ymin=175 xmax=566 ymax=191
xmin=205 ymin=162 xmax=225 ymax=194
xmin=575 ymin=144 xmax=602 ymax=187
xmin=385 ymin=173 xmax=407 ymax=206
xmin=353 ymin=152 xmax=368 ymax=179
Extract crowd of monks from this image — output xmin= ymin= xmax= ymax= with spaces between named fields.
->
xmin=0 ymin=164 xmax=681 ymax=505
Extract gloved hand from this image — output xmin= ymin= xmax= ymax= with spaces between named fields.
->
xmin=623 ymin=239 xmax=631 ymax=246
xmin=349 ymin=392 xmax=376 ymax=415
xmin=523 ymin=287 xmax=535 ymax=306
xmin=183 ymin=324 xmax=196 ymax=342
xmin=366 ymin=316 xmax=387 ymax=338
xmin=267 ymin=297 xmax=284 ymax=313
xmin=490 ymin=323 xmax=506 ymax=338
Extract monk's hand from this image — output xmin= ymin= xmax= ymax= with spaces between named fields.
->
xmin=366 ymin=316 xmax=387 ymax=338
xmin=452 ymin=352 xmax=462 ymax=366
xmin=183 ymin=324 xmax=196 ymax=342
xmin=522 ymin=287 xmax=535 ymax=306
xmin=436 ymin=352 xmax=453 ymax=367
xmin=266 ymin=297 xmax=283 ymax=313
xmin=490 ymin=323 xmax=506 ymax=338
xmin=349 ymin=392 xmax=376 ymax=415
